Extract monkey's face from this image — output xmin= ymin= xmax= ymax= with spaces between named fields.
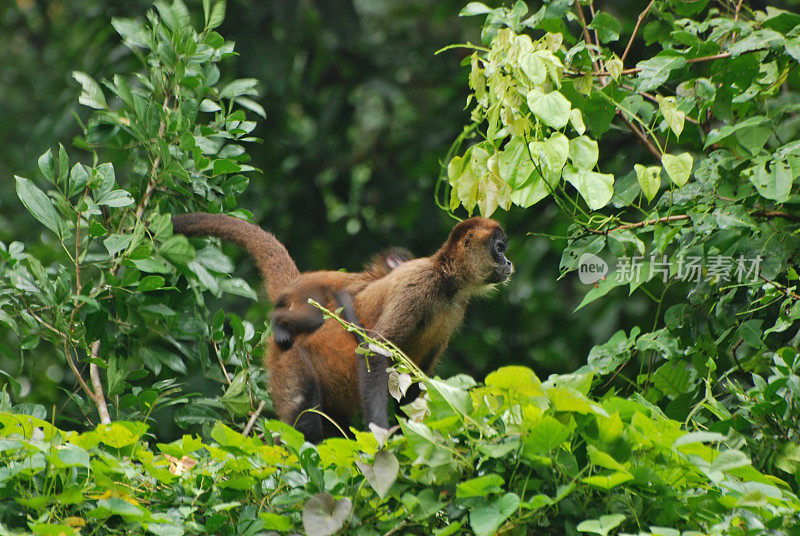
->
xmin=485 ymin=229 xmax=513 ymax=284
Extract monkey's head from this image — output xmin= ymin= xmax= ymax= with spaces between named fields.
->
xmin=445 ymin=218 xmax=513 ymax=285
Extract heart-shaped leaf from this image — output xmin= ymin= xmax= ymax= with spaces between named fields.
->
xmin=661 ymin=152 xmax=693 ymax=187
xmin=302 ymin=493 xmax=352 ymax=536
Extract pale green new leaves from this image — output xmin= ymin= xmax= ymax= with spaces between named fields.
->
xmin=448 ymin=145 xmax=512 ymax=217
xmin=527 ymin=88 xmax=571 ymax=129
xmin=530 ymin=132 xmax=569 ymax=174
xmin=635 ymin=164 xmax=661 ymax=201
xmin=564 ymin=165 xmax=614 ymax=210
xmin=606 ymin=56 xmax=623 ymax=80
xmin=569 ymin=136 xmax=599 ymax=171
xmin=657 ymin=95 xmax=684 ymax=138
xmin=661 ymin=152 xmax=693 ymax=187
xmin=570 ymin=109 xmax=586 ymax=135
xmin=519 ymin=50 xmax=546 ymax=86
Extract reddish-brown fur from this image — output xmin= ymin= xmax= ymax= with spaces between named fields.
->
xmin=171 ymin=213 xmax=511 ymax=440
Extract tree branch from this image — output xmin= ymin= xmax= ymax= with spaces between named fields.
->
xmin=759 ymin=274 xmax=800 ymax=301
xmin=587 ymin=209 xmax=800 ymax=235
xmin=243 ymin=400 xmax=266 ymax=436
xmin=616 ymin=111 xmax=662 ymax=160
xmin=621 ymin=0 xmax=655 ymax=64
xmin=89 ymin=340 xmax=111 ymax=424
xmin=134 ymin=94 xmax=170 ymax=220
xmin=573 ymin=1 xmax=600 ymax=74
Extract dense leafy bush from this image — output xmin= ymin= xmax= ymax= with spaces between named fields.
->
xmin=2 ymin=366 xmax=798 ymax=535
xmin=444 ymin=0 xmax=800 ymax=504
xmin=2 ymin=0 xmax=800 ymax=535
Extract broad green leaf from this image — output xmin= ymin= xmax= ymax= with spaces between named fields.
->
xmin=661 ymin=152 xmax=692 ymax=187
xmin=460 ymin=2 xmax=492 ymax=16
xmin=530 ymin=132 xmax=569 ymax=174
xmin=606 ymin=57 xmax=623 ymax=80
xmin=236 ymin=97 xmax=266 ymax=119
xmin=457 ymin=474 xmax=505 ymax=498
xmin=469 ymin=493 xmax=520 ymax=536
xmin=212 ymin=159 xmax=242 ymax=176
xmin=356 ymin=450 xmax=399 ymax=499
xmin=582 ymin=471 xmax=633 ymax=489
xmin=72 ymin=71 xmax=107 ymax=109
xmin=588 ymin=12 xmax=620 ymax=43
xmin=96 ymin=189 xmax=134 ymax=208
xmin=130 ymin=258 xmax=170 ymax=274
xmin=657 ymin=96 xmax=684 ymax=137
xmin=523 ymin=416 xmax=570 ymax=455
xmin=220 ymin=78 xmax=258 ymax=99
xmin=38 ymin=149 xmax=55 ymax=184
xmin=563 ymin=166 xmax=614 ymax=210
xmin=160 ymin=235 xmax=194 ymax=266
xmin=200 ymin=99 xmax=222 ymax=112
xmin=482 ymin=152 xmax=513 ymax=217
xmin=570 ymin=109 xmax=586 ymax=135
xmin=636 ymin=54 xmax=686 ymax=92
xmin=15 ymin=176 xmax=60 ymax=236
xmin=674 ymin=431 xmax=727 ymax=447
xmin=57 ymin=144 xmax=69 ymax=182
xmin=104 ymin=234 xmax=133 ymax=256
xmin=302 ymin=493 xmax=352 ymax=536
xmin=138 ymin=275 xmax=165 ymax=292
xmin=485 ymin=366 xmax=543 ymax=397
xmin=547 ymin=387 xmax=598 ymax=414
xmin=427 ymin=377 xmax=473 ymax=415
xmin=69 ymin=163 xmax=89 ymax=197
xmin=498 ymin=137 xmax=533 ymax=188
xmin=711 ymin=449 xmax=750 ymax=473
xmin=634 ymin=164 xmax=661 ymax=201
xmin=651 ymin=361 xmax=693 ymax=396
xmin=569 ymin=136 xmax=599 ymax=171
xmin=96 ymin=422 xmax=147 ymax=448
xmin=207 ymin=0 xmax=226 ymax=29
xmin=587 ymin=445 xmax=627 ymax=472
xmin=746 ymin=160 xmax=792 ymax=202
xmin=577 ymin=514 xmax=626 ymax=535
xmin=527 ymin=89 xmax=571 ymax=129
xmin=510 ymin=170 xmax=550 ymax=208
xmin=220 ymin=370 xmax=249 ymax=417
xmin=520 ymin=50 xmax=546 ymax=86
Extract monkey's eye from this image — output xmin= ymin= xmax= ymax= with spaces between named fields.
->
xmin=495 ymin=241 xmax=506 ymax=254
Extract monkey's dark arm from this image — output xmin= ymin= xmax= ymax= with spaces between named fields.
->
xmin=356 ymin=305 xmax=418 ymax=430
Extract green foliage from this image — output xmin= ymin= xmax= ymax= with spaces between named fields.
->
xmin=447 ymin=0 xmax=800 ymax=523
xmin=0 ymin=0 xmax=265 ymax=431
xmin=3 ymin=366 xmax=798 ymax=535
xmin=4 ymin=1 xmax=800 ymax=535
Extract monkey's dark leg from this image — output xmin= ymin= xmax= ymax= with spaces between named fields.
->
xmin=335 ymin=291 xmax=390 ymax=429
xmin=358 ymin=354 xmax=390 ymax=429
xmin=287 ymin=348 xmax=325 ymax=443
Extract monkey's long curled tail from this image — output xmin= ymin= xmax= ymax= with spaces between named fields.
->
xmin=171 ymin=213 xmax=300 ymax=301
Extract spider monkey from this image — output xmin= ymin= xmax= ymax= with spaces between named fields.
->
xmin=171 ymin=213 xmax=512 ymax=441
